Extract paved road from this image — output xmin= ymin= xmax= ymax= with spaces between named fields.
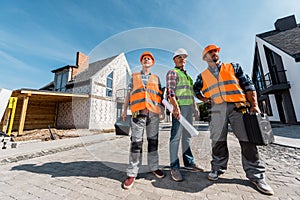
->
xmin=0 ymin=123 xmax=299 ymax=199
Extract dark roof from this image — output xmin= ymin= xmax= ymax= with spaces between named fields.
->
xmin=74 ymin=55 xmax=118 ymax=82
xmin=257 ymin=24 xmax=300 ymax=62
xmin=39 ymin=81 xmax=54 ymax=90
xmin=51 ymin=65 xmax=78 ymax=73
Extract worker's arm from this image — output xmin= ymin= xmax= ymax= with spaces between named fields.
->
xmin=193 ymin=100 xmax=200 ymax=117
xmin=169 ymin=96 xmax=180 ymax=120
xmin=246 ymin=90 xmax=261 ymax=113
xmin=195 ymin=93 xmax=211 ymax=104
xmin=122 ymin=91 xmax=130 ymax=121
xmin=193 ymin=73 xmax=211 ymax=104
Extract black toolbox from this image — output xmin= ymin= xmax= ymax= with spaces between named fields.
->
xmin=114 ymin=116 xmax=131 ymax=136
xmin=243 ymin=113 xmax=274 ymax=145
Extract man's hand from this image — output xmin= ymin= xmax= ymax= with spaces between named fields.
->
xmin=203 ymin=97 xmax=211 ymax=104
xmin=196 ymin=94 xmax=211 ymax=104
xmin=250 ymin=104 xmax=261 ymax=114
xmin=169 ymin=96 xmax=181 ymax=120
xmin=172 ymin=106 xmax=181 ymax=120
xmin=246 ymin=91 xmax=261 ymax=114
xmin=194 ymin=108 xmax=200 ymax=118
xmin=122 ymin=110 xmax=127 ymax=121
xmin=159 ymin=106 xmax=165 ymax=121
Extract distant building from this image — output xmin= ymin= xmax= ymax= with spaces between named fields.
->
xmin=41 ymin=52 xmax=132 ymax=130
xmin=252 ymin=15 xmax=300 ymax=124
xmin=1 ymin=52 xmax=131 ymax=134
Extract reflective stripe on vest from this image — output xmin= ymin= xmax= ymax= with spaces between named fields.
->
xmin=129 ymin=72 xmax=162 ymax=114
xmin=174 ymin=68 xmax=194 ymax=106
xmin=201 ymin=63 xmax=246 ymax=104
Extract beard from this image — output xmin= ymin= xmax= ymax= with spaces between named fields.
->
xmin=207 ymin=54 xmax=219 ymax=63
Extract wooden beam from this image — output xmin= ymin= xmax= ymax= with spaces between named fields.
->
xmin=20 ymin=90 xmax=89 ymax=98
xmin=1 ymin=108 xmax=10 ymax=132
xmin=18 ymin=95 xmax=30 ymax=136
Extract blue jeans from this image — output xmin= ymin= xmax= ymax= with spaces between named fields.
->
xmin=169 ymin=105 xmax=194 ymax=169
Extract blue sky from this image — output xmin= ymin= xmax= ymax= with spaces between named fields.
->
xmin=0 ymin=0 xmax=299 ymax=90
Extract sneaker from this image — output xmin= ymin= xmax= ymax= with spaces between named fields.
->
xmin=152 ymin=169 xmax=165 ymax=179
xmin=171 ymin=169 xmax=183 ymax=182
xmin=122 ymin=177 xmax=135 ymax=189
xmin=184 ymin=163 xmax=204 ymax=172
xmin=208 ymin=170 xmax=225 ymax=181
xmin=252 ymin=179 xmax=274 ymax=195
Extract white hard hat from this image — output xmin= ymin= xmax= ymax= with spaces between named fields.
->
xmin=173 ymin=48 xmax=188 ymax=59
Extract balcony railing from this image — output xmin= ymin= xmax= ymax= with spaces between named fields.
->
xmin=255 ymin=70 xmax=290 ymax=94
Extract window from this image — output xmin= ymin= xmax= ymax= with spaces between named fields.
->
xmin=106 ymin=71 xmax=113 ymax=97
xmin=55 ymin=71 xmax=69 ymax=92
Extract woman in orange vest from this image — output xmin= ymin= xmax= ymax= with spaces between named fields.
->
xmin=193 ymin=44 xmax=274 ymax=195
xmin=121 ymin=52 xmax=165 ymax=189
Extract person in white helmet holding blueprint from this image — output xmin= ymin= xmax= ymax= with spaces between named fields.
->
xmin=166 ymin=48 xmax=203 ymax=182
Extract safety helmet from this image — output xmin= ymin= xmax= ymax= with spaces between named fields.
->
xmin=173 ymin=48 xmax=188 ymax=59
xmin=140 ymin=51 xmax=155 ymax=65
xmin=202 ymin=44 xmax=220 ymax=60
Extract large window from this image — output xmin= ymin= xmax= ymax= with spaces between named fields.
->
xmin=55 ymin=71 xmax=69 ymax=92
xmin=106 ymin=71 xmax=113 ymax=97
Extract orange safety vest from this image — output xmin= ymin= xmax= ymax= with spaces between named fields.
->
xmin=201 ymin=63 xmax=246 ymax=104
xmin=129 ymin=72 xmax=162 ymax=114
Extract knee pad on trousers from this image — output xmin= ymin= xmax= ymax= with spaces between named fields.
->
xmin=148 ymin=138 xmax=158 ymax=153
xmin=240 ymin=141 xmax=259 ymax=162
xmin=130 ymin=141 xmax=143 ymax=153
xmin=212 ymin=141 xmax=229 ymax=158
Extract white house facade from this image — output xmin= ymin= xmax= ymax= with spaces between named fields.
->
xmin=252 ymin=15 xmax=300 ymax=124
xmin=45 ymin=52 xmax=131 ymax=131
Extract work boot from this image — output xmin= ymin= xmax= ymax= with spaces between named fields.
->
xmin=252 ymin=179 xmax=274 ymax=195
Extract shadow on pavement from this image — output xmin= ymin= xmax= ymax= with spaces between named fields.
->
xmin=144 ymin=170 xmax=254 ymax=193
xmin=11 ymin=161 xmax=255 ymax=193
xmin=10 ymin=161 xmax=128 ymax=180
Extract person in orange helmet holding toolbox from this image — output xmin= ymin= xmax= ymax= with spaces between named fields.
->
xmin=122 ymin=51 xmax=165 ymax=189
xmin=193 ymin=44 xmax=274 ymax=195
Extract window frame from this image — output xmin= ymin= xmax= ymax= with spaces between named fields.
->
xmin=106 ymin=71 xmax=113 ymax=97
xmin=55 ymin=70 xmax=69 ymax=92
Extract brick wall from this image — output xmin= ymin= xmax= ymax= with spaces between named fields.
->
xmin=72 ymin=52 xmax=89 ymax=79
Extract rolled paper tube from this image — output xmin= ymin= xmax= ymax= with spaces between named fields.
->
xmin=162 ymin=99 xmax=198 ymax=137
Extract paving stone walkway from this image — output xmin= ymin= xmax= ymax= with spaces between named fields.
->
xmin=0 ymin=123 xmax=299 ymax=199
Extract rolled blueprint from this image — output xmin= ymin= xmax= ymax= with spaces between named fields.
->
xmin=162 ymin=99 xmax=199 ymax=137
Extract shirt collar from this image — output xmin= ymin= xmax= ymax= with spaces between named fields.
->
xmin=208 ymin=61 xmax=222 ymax=72
xmin=175 ymin=66 xmax=187 ymax=73
xmin=140 ymin=70 xmax=151 ymax=75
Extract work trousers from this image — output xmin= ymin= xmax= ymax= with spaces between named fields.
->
xmin=209 ymin=102 xmax=265 ymax=181
xmin=126 ymin=112 xmax=160 ymax=177
xmin=170 ymin=105 xmax=195 ymax=169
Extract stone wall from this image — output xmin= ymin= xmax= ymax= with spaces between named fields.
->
xmin=56 ymin=98 xmax=90 ymax=129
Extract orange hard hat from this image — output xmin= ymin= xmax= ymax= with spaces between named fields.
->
xmin=140 ymin=51 xmax=155 ymax=65
xmin=202 ymin=44 xmax=220 ymax=60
